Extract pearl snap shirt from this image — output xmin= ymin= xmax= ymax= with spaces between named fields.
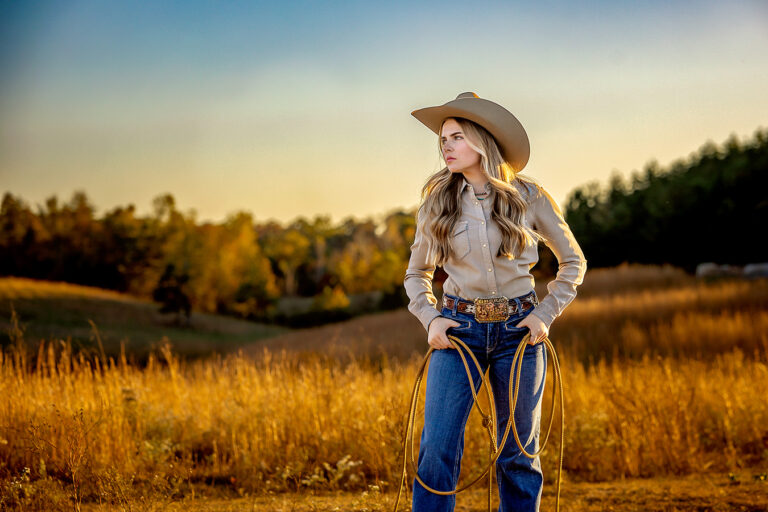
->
xmin=404 ymin=177 xmax=588 ymax=332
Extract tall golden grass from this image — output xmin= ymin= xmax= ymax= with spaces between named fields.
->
xmin=1 ymin=267 xmax=767 ymax=510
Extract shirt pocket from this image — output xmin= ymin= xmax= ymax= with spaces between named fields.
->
xmin=451 ymin=220 xmax=471 ymax=260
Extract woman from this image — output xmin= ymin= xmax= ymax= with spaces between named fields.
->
xmin=404 ymin=92 xmax=588 ymax=512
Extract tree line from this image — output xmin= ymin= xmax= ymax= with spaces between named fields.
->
xmin=1 ymin=126 xmax=765 ymax=324
xmin=565 ymin=127 xmax=767 ymax=272
xmin=0 ymin=190 xmax=421 ymax=324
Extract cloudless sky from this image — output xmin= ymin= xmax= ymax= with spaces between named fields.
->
xmin=1 ymin=0 xmax=767 ymax=226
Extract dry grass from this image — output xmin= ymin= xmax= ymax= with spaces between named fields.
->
xmin=570 ymin=262 xmax=696 ymax=298
xmin=241 ymin=269 xmax=768 ymax=367
xmin=1 ymin=266 xmax=767 ymax=510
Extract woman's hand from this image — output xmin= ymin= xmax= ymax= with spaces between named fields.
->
xmin=427 ymin=316 xmax=462 ymax=350
xmin=516 ymin=313 xmax=548 ymax=346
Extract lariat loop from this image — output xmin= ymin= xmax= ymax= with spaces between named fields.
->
xmin=392 ymin=332 xmax=565 ymax=512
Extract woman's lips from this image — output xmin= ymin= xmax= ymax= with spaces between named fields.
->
xmin=446 ymin=157 xmax=456 ymax=161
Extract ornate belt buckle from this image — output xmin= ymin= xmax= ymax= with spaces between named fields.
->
xmin=473 ymin=296 xmax=510 ymax=323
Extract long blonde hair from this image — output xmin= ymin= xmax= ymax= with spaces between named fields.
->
xmin=418 ymin=116 xmax=545 ymax=267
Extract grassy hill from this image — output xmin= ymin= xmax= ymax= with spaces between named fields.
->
xmin=3 ymin=262 xmax=768 ymax=368
xmin=0 ymin=277 xmax=288 ymax=362
xmin=4 ymin=263 xmax=767 ymax=367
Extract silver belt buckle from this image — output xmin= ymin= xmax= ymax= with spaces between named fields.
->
xmin=474 ymin=296 xmax=510 ymax=323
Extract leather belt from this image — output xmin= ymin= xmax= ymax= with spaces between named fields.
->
xmin=442 ymin=293 xmax=537 ymax=323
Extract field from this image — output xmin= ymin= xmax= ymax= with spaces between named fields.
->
xmin=1 ymin=264 xmax=767 ymax=511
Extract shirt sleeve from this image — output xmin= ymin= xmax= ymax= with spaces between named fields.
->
xmin=403 ymin=207 xmax=444 ymax=332
xmin=528 ymin=184 xmax=588 ymax=329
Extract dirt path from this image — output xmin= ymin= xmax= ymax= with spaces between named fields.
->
xmin=81 ymin=467 xmax=767 ymax=511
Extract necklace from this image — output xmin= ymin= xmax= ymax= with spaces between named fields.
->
xmin=473 ymin=182 xmax=491 ymax=201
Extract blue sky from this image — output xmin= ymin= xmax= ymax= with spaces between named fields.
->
xmin=1 ymin=0 xmax=767 ymax=225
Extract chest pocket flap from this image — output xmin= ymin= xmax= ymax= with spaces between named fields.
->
xmin=451 ymin=220 xmax=471 ymax=260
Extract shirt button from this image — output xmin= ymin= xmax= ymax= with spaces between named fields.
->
xmin=483 ymin=244 xmax=487 ymax=247
xmin=488 ymin=268 xmax=492 ymax=272
xmin=491 ymin=291 xmax=496 ymax=294
xmin=481 ymin=221 xmax=485 ymax=225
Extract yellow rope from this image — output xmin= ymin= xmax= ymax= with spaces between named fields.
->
xmin=392 ymin=331 xmax=564 ymax=511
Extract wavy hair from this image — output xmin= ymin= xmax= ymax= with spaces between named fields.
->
xmin=418 ymin=116 xmax=545 ymax=267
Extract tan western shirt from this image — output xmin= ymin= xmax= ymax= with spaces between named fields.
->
xmin=404 ymin=177 xmax=587 ymax=332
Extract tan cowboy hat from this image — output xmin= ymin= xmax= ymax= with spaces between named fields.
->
xmin=411 ymin=91 xmax=530 ymax=171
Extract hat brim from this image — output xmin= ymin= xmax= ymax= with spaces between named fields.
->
xmin=411 ymin=97 xmax=530 ymax=172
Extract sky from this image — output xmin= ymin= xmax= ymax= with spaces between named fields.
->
xmin=1 ymin=0 xmax=767 ymax=226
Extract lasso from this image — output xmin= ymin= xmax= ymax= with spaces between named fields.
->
xmin=392 ymin=331 xmax=564 ymax=511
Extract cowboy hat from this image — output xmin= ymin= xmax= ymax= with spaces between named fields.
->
xmin=411 ymin=91 xmax=530 ymax=172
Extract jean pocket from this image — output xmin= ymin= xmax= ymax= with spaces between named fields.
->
xmin=503 ymin=321 xmax=529 ymax=334
xmin=447 ymin=318 xmax=472 ymax=332
xmin=503 ymin=311 xmax=532 ymax=334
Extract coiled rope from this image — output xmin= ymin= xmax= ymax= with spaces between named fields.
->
xmin=392 ymin=331 xmax=564 ymax=512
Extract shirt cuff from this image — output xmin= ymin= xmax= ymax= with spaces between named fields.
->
xmin=529 ymin=301 xmax=557 ymax=330
xmin=420 ymin=308 xmax=443 ymax=333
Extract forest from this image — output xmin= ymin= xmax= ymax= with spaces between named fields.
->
xmin=566 ymin=127 xmax=767 ymax=270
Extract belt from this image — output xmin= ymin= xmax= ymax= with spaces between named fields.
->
xmin=442 ymin=293 xmax=537 ymax=323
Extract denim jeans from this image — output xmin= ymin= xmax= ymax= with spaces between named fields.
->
xmin=412 ymin=290 xmax=547 ymax=512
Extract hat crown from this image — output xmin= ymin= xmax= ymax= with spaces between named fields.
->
xmin=411 ymin=91 xmax=530 ymax=171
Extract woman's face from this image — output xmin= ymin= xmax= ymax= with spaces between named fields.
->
xmin=440 ymin=118 xmax=481 ymax=173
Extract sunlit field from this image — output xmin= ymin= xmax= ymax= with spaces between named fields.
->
xmin=242 ymin=264 xmax=768 ymax=368
xmin=1 ymin=265 xmax=767 ymax=511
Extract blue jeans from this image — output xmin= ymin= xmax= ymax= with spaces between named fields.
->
xmin=412 ymin=291 xmax=547 ymax=512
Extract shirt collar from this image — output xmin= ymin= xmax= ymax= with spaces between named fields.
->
xmin=460 ymin=177 xmax=492 ymax=195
